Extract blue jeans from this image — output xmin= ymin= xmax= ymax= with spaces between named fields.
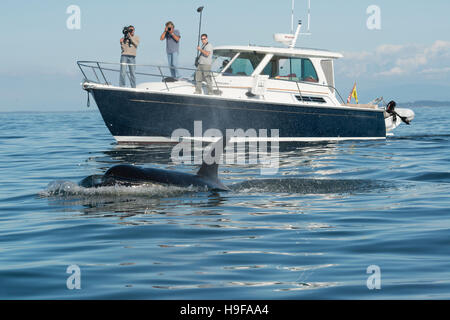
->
xmin=167 ymin=52 xmax=178 ymax=78
xmin=119 ymin=55 xmax=136 ymax=88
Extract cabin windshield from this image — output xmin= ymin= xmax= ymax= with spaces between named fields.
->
xmin=260 ymin=56 xmax=319 ymax=83
xmin=229 ymin=52 xmax=265 ymax=76
xmin=213 ymin=51 xmax=266 ymax=76
xmin=211 ymin=51 xmax=238 ymax=74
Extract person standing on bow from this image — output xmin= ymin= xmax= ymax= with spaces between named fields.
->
xmin=160 ymin=21 xmax=181 ymax=79
xmin=195 ymin=33 xmax=214 ymax=94
xmin=119 ymin=25 xmax=140 ymax=88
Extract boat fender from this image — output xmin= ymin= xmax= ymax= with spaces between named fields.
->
xmin=86 ymin=90 xmax=90 ymax=108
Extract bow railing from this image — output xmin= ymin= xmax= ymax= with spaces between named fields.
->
xmin=77 ymin=61 xmax=221 ymax=92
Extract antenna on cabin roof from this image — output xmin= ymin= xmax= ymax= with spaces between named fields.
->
xmin=275 ymin=0 xmax=311 ymax=48
xmin=306 ymin=0 xmax=311 ymax=34
xmin=291 ymin=0 xmax=295 ymax=33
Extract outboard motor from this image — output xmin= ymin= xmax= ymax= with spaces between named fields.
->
xmin=385 ymin=100 xmax=411 ymax=125
xmin=386 ymin=100 xmax=396 ymax=114
xmin=385 ymin=100 xmax=397 ymax=122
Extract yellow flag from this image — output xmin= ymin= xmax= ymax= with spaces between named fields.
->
xmin=352 ymin=84 xmax=358 ymax=104
xmin=347 ymin=82 xmax=358 ymax=104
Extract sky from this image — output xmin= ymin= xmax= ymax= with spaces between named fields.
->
xmin=0 ymin=0 xmax=449 ymax=111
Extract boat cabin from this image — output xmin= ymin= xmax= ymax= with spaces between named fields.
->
xmin=214 ymin=46 xmax=341 ymax=81
xmin=209 ymin=45 xmax=344 ymax=106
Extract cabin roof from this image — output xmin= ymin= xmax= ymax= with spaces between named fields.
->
xmin=214 ymin=45 xmax=344 ymax=59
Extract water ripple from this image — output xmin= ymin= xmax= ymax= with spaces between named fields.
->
xmin=1 ymin=107 xmax=450 ymax=299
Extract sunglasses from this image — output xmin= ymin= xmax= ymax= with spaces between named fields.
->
xmin=201 ymin=37 xmax=207 ymax=40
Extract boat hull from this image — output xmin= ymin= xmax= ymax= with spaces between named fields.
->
xmin=90 ymin=87 xmax=387 ymax=143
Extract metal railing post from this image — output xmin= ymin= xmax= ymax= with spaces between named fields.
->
xmin=295 ymin=79 xmax=346 ymax=105
xmin=295 ymin=81 xmax=303 ymax=100
xmin=91 ymin=66 xmax=100 ymax=82
xmin=77 ymin=62 xmax=88 ymax=81
xmin=210 ymin=71 xmax=220 ymax=94
xmin=158 ymin=66 xmax=170 ymax=91
xmin=96 ymin=62 xmax=109 ymax=85
xmin=333 ymin=86 xmax=346 ymax=104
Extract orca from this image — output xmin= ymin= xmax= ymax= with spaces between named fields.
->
xmin=79 ymin=138 xmax=230 ymax=191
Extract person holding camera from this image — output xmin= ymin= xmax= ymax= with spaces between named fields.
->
xmin=120 ymin=25 xmax=140 ymax=88
xmin=195 ymin=34 xmax=214 ymax=95
xmin=160 ymin=21 xmax=181 ymax=79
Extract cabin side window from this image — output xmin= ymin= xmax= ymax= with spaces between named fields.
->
xmin=268 ymin=57 xmax=319 ymax=83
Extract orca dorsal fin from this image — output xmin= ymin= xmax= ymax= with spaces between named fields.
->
xmin=196 ymin=161 xmax=219 ymax=181
xmin=196 ymin=136 xmax=230 ymax=181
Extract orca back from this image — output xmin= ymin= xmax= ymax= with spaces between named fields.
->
xmin=80 ymin=137 xmax=230 ymax=191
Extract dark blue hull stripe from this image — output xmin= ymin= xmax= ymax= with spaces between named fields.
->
xmin=91 ymin=88 xmax=387 ymax=140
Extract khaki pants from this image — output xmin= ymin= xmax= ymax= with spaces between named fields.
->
xmin=195 ymin=64 xmax=213 ymax=94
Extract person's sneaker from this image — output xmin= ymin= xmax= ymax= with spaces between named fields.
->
xmin=194 ymin=91 xmax=202 ymax=94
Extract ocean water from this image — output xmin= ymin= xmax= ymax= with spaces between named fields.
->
xmin=0 ymin=105 xmax=449 ymax=300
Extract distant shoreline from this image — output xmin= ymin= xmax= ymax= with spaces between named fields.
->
xmin=1 ymin=101 xmax=449 ymax=113
xmin=0 ymin=108 xmax=97 ymax=114
xmin=399 ymin=101 xmax=450 ymax=107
